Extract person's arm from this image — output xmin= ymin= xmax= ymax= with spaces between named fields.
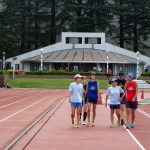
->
xmin=105 ymin=89 xmax=109 ymax=107
xmin=119 ymin=87 xmax=124 ymax=102
xmin=121 ymin=82 xmax=127 ymax=99
xmin=132 ymin=82 xmax=138 ymax=101
xmin=68 ymin=84 xmax=72 ymax=103
xmin=85 ymin=83 xmax=88 ymax=97
xmin=97 ymin=80 xmax=100 ymax=95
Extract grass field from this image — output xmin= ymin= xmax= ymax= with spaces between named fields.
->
xmin=8 ymin=78 xmax=108 ymax=89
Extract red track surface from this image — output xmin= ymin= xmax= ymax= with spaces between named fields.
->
xmin=0 ymin=88 xmax=149 ymax=150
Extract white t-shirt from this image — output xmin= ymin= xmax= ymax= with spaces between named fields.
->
xmin=69 ymin=82 xmax=84 ymax=103
xmin=107 ymin=86 xmax=124 ymax=105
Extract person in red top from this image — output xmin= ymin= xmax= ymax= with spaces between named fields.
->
xmin=122 ymin=73 xmax=138 ymax=129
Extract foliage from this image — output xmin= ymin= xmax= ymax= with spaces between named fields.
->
xmin=25 ymin=70 xmax=107 ymax=76
xmin=141 ymin=72 xmax=150 ymax=76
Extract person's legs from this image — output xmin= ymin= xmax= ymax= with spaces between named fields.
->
xmin=131 ymin=109 xmax=136 ymax=128
xmin=120 ymin=104 xmax=126 ymax=125
xmin=83 ymin=103 xmax=88 ymax=122
xmin=131 ymin=101 xmax=138 ymax=128
xmin=116 ymin=108 xmax=121 ymax=126
xmin=126 ymin=108 xmax=132 ymax=128
xmin=87 ymin=102 xmax=91 ymax=126
xmin=110 ymin=109 xmax=115 ymax=127
xmin=71 ymin=107 xmax=76 ymax=126
xmin=92 ymin=103 xmax=97 ymax=126
xmin=76 ymin=106 xmax=82 ymax=128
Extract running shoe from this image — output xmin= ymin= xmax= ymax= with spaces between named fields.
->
xmin=126 ymin=124 xmax=131 ymax=129
xmin=91 ymin=123 xmax=95 ymax=127
xmin=110 ymin=125 xmax=114 ymax=128
xmin=131 ymin=124 xmax=134 ymax=128
xmin=121 ymin=119 xmax=124 ymax=126
xmin=76 ymin=125 xmax=80 ymax=128
xmin=82 ymin=121 xmax=86 ymax=125
xmin=72 ymin=123 xmax=75 ymax=127
xmin=86 ymin=121 xmax=90 ymax=127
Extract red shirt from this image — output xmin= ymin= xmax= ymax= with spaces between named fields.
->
xmin=126 ymin=81 xmax=137 ymax=101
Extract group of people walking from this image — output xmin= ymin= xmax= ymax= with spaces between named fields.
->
xmin=69 ymin=71 xmax=138 ymax=129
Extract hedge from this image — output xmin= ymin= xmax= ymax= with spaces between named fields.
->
xmin=25 ymin=70 xmax=107 ymax=76
xmin=141 ymin=72 xmax=150 ymax=76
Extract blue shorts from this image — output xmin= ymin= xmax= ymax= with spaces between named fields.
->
xmin=110 ymin=104 xmax=120 ymax=109
xmin=71 ymin=102 xmax=82 ymax=107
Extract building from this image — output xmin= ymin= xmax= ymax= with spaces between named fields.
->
xmin=6 ymin=32 xmax=150 ymax=77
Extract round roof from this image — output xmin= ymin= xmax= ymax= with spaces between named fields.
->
xmin=23 ymin=48 xmax=138 ymax=64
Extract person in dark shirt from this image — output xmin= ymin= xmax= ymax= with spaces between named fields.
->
xmin=117 ymin=72 xmax=126 ymax=125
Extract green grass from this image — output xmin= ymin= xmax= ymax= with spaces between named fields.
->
xmin=8 ymin=78 xmax=108 ymax=89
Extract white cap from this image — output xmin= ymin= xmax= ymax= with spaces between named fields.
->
xmin=74 ymin=74 xmax=82 ymax=79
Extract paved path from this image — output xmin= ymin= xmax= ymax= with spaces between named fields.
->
xmin=12 ymin=100 xmax=141 ymax=150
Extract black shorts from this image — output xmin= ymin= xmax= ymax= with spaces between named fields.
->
xmin=126 ymin=101 xmax=138 ymax=109
xmin=88 ymin=99 xmax=98 ymax=104
xmin=110 ymin=104 xmax=120 ymax=109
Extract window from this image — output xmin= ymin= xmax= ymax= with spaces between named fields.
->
xmin=78 ymin=38 xmax=82 ymax=44
xmin=66 ymin=37 xmax=69 ymax=44
xmin=97 ymin=38 xmax=101 ymax=44
xmin=85 ymin=38 xmax=88 ymax=44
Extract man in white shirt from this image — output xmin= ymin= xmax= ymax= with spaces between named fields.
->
xmin=69 ymin=74 xmax=84 ymax=128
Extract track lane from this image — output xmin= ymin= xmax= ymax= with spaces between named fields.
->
xmin=0 ymin=89 xmax=68 ymax=149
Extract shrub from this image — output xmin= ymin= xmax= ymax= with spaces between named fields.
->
xmin=141 ymin=72 xmax=150 ymax=76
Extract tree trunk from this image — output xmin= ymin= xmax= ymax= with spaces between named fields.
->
xmin=50 ymin=0 xmax=56 ymax=45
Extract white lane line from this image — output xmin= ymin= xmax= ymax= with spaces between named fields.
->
xmin=0 ymin=96 xmax=33 ymax=109
xmin=0 ymin=96 xmax=17 ymax=102
xmin=0 ymin=90 xmax=38 ymax=102
xmin=106 ymin=106 xmax=145 ymax=150
xmin=0 ymin=97 xmax=48 ymax=123
xmin=123 ymin=125 xmax=145 ymax=150
xmin=137 ymin=108 xmax=150 ymax=118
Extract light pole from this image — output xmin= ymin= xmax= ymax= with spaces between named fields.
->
xmin=3 ymin=51 xmax=6 ymax=71
xmin=136 ymin=51 xmax=140 ymax=79
xmin=106 ymin=50 xmax=109 ymax=74
xmin=12 ymin=57 xmax=17 ymax=79
xmin=40 ymin=48 xmax=43 ymax=71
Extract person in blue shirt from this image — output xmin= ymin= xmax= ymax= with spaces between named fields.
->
xmin=86 ymin=72 xmax=99 ymax=127
xmin=69 ymin=74 xmax=84 ymax=128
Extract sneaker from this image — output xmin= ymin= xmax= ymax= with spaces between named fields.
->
xmin=72 ymin=123 xmax=75 ymax=127
xmin=121 ymin=119 xmax=124 ymax=126
xmin=126 ymin=124 xmax=131 ymax=129
xmin=117 ymin=120 xmax=121 ymax=126
xmin=82 ymin=121 xmax=86 ymax=125
xmin=110 ymin=125 xmax=114 ymax=128
xmin=86 ymin=121 xmax=90 ymax=127
xmin=131 ymin=124 xmax=134 ymax=128
xmin=91 ymin=122 xmax=95 ymax=127
xmin=76 ymin=125 xmax=80 ymax=128
xmin=80 ymin=119 xmax=82 ymax=124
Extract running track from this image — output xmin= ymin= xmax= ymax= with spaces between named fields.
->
xmin=0 ymin=88 xmax=149 ymax=150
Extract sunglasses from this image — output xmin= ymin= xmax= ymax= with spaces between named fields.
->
xmin=112 ymin=80 xmax=117 ymax=82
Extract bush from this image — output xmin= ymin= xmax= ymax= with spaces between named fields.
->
xmin=141 ymin=72 xmax=150 ymax=76
xmin=25 ymin=70 xmax=107 ymax=76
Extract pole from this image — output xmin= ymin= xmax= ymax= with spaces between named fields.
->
xmin=106 ymin=50 xmax=109 ymax=74
xmin=12 ymin=57 xmax=17 ymax=79
xmin=40 ymin=48 xmax=43 ymax=71
xmin=136 ymin=51 xmax=139 ymax=79
xmin=3 ymin=51 xmax=6 ymax=71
